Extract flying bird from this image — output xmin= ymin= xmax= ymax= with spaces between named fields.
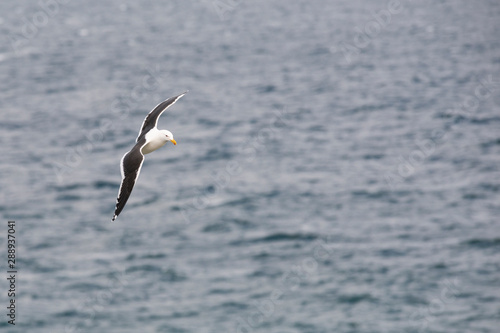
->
xmin=112 ymin=91 xmax=187 ymax=221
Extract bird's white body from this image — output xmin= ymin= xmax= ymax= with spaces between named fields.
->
xmin=142 ymin=128 xmax=172 ymax=154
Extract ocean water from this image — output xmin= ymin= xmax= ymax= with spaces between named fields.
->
xmin=0 ymin=0 xmax=499 ymax=332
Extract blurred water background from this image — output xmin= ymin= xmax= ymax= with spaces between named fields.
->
xmin=0 ymin=0 xmax=499 ymax=332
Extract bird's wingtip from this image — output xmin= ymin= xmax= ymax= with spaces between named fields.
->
xmin=111 ymin=215 xmax=117 ymax=221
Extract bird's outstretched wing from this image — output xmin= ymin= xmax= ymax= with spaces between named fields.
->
xmin=136 ymin=91 xmax=188 ymax=142
xmin=112 ymin=138 xmax=147 ymax=221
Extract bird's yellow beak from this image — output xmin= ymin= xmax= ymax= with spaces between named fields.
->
xmin=171 ymin=139 xmax=177 ymax=145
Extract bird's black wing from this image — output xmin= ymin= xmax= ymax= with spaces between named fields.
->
xmin=112 ymin=137 xmax=147 ymax=221
xmin=136 ymin=91 xmax=187 ymax=142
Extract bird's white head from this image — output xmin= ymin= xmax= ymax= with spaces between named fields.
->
xmin=160 ymin=129 xmax=177 ymax=145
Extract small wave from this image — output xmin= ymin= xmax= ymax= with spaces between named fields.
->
xmin=378 ymin=248 xmax=407 ymax=257
xmin=29 ymin=242 xmax=54 ymax=250
xmin=125 ymin=265 xmax=187 ymax=282
xmin=66 ymin=282 xmax=105 ymax=292
xmin=337 ymin=293 xmax=376 ymax=304
xmin=208 ymin=288 xmax=235 ymax=295
xmin=93 ymin=180 xmax=119 ymax=189
xmin=169 ymin=311 xmax=199 ymax=318
xmin=198 ymin=148 xmax=233 ymax=162
xmin=252 ymin=252 xmax=270 ymax=260
xmin=294 ymin=322 xmax=318 ymax=331
xmin=202 ymin=222 xmax=231 ymax=233
xmin=478 ymin=183 xmax=500 ymax=193
xmin=462 ymin=193 xmax=486 ymax=200
xmin=141 ymin=253 xmax=167 ymax=259
xmin=469 ymin=116 xmax=500 ymax=124
xmin=53 ymin=310 xmax=79 ymax=318
xmin=256 ymin=84 xmax=276 ymax=93
xmin=462 ymin=238 xmax=500 ymax=248
xmin=248 ymin=268 xmax=282 ymax=278
xmin=52 ymin=183 xmax=87 ymax=191
xmin=17 ymin=256 xmax=63 ymax=273
xmin=56 ymin=194 xmax=82 ymax=201
xmin=219 ymin=301 xmax=249 ymax=310
xmin=363 ymin=154 xmax=385 ymax=160
xmin=219 ymin=197 xmax=256 ymax=210
xmin=351 ymin=189 xmax=393 ymax=199
xmin=197 ymin=118 xmax=220 ymax=127
xmin=126 ymin=264 xmax=163 ymax=273
xmin=127 ymin=252 xmax=168 ymax=260
xmin=156 ymin=323 xmax=192 ymax=332
xmin=229 ymin=218 xmax=255 ymax=229
xmin=308 ymin=125 xmax=327 ymax=132
xmin=160 ymin=268 xmax=187 ymax=282
xmin=254 ymin=232 xmax=318 ymax=243
xmin=129 ymin=192 xmax=160 ymax=207
xmin=345 ymin=104 xmax=392 ymax=114
xmin=480 ymin=138 xmax=500 ymax=148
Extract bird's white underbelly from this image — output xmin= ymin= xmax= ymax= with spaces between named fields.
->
xmin=141 ymin=130 xmax=167 ymax=154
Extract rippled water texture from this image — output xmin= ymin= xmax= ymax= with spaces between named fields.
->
xmin=0 ymin=0 xmax=499 ymax=332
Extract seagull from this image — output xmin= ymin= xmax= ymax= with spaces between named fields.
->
xmin=112 ymin=91 xmax=187 ymax=221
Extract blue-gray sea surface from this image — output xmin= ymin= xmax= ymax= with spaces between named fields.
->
xmin=1 ymin=0 xmax=499 ymax=332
